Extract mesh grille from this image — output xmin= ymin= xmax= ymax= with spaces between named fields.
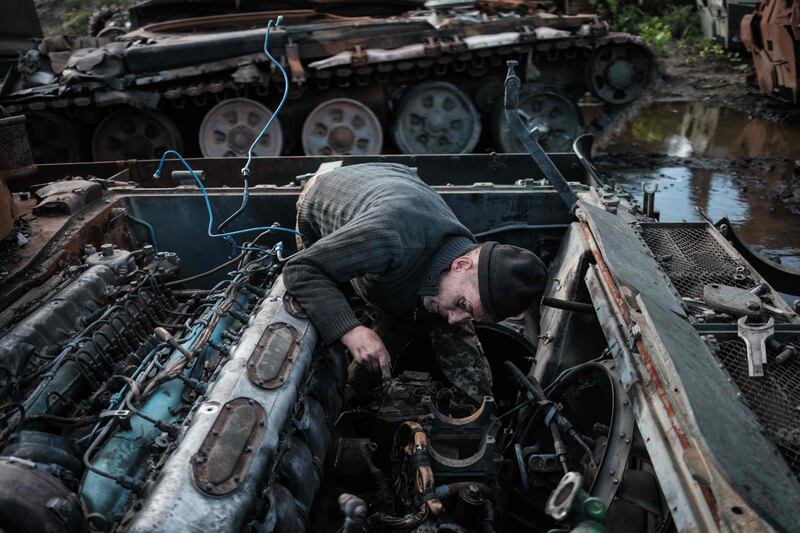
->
xmin=639 ymin=225 xmax=790 ymax=324
xmin=717 ymin=339 xmax=800 ymax=481
xmin=640 ymin=225 xmax=750 ymax=299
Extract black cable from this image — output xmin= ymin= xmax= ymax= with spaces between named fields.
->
xmin=216 ymin=179 xmax=250 ymax=233
xmin=164 ymin=253 xmax=246 ymax=287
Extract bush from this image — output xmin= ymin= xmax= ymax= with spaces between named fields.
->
xmin=638 ymin=20 xmax=672 ymax=54
xmin=588 ymin=0 xmax=702 ymax=51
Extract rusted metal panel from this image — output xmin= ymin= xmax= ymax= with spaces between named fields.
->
xmin=247 ymin=322 xmax=300 ymax=388
xmin=192 ymin=397 xmax=267 ymax=496
xmin=741 ymin=0 xmax=800 ymax=103
xmin=0 ymin=178 xmax=15 ymax=240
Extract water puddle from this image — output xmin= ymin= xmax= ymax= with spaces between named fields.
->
xmin=598 ymin=102 xmax=800 ymax=269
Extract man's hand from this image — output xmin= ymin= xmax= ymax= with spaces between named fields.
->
xmin=340 ymin=326 xmax=391 ymax=381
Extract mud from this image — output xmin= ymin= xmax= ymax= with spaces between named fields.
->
xmin=655 ymin=42 xmax=800 ymax=123
xmin=597 ymin=101 xmax=800 ymax=269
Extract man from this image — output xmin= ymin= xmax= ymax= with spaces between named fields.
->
xmin=284 ymin=163 xmax=546 ymax=404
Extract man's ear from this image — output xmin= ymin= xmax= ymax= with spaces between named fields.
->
xmin=451 ymin=254 xmax=473 ymax=272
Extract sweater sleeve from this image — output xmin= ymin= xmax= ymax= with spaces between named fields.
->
xmin=283 ymin=218 xmax=402 ymax=344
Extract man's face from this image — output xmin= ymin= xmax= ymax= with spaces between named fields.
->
xmin=423 ymin=253 xmax=485 ymax=324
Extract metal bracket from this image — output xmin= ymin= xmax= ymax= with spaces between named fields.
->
xmin=285 ymin=41 xmax=306 ymax=84
xmin=503 ymin=60 xmax=578 ymax=211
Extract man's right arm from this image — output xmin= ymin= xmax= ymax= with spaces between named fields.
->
xmin=283 ymin=218 xmax=399 ymax=375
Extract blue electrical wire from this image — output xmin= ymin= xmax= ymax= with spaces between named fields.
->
xmin=217 ymin=16 xmax=288 ymax=234
xmin=153 ymin=149 xmax=303 ymax=241
xmin=241 ymin=16 xmax=287 ymax=178
xmin=153 ymin=16 xmax=301 ymax=246
xmin=125 ymin=213 xmax=159 ymax=252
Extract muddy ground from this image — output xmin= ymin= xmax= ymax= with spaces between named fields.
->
xmin=655 ymin=42 xmax=800 ymax=123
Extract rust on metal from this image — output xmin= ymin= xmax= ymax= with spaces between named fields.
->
xmin=578 ymin=218 xmax=723 ymax=523
xmin=285 ymin=41 xmax=307 ymax=84
xmin=192 ymin=397 xmax=267 ymax=496
xmin=579 ymin=221 xmax=690 ymax=449
xmin=741 ymin=0 xmax=800 ymax=103
xmin=246 ymin=322 xmax=300 ymax=389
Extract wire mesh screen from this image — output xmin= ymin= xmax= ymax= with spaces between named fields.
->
xmin=639 ymin=225 xmax=751 ymax=299
xmin=717 ymin=338 xmax=800 ymax=481
xmin=639 ymin=224 xmax=793 ymax=324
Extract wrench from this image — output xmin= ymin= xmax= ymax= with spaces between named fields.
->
xmin=737 ymin=317 xmax=774 ymax=377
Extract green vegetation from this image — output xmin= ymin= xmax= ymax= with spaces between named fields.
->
xmin=589 ymin=0 xmax=747 ymax=66
xmin=588 ymin=1 xmax=702 ymax=55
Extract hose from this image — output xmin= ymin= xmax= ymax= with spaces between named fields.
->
xmin=504 ymin=361 xmax=569 ymax=472
xmin=125 ymin=213 xmax=159 ymax=252
xmin=219 ymin=16 xmax=289 ymax=233
xmin=164 ymin=253 xmax=245 ymax=287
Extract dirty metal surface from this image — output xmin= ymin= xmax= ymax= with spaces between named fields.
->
xmin=247 ymin=322 xmax=299 ymax=389
xmin=192 ymin=397 xmax=267 ymax=496
xmin=26 ymin=153 xmax=591 ymax=189
xmin=716 ymin=337 xmax=800 ymax=483
xmin=33 ymin=180 xmax=103 ymax=215
xmin=0 ymin=199 xmax=119 ymax=309
xmin=638 ymin=297 xmax=800 ymax=533
xmin=702 ymin=283 xmax=762 ymax=317
xmin=582 ymin=203 xmax=800 ymax=531
xmin=717 ymin=217 xmax=800 ymax=297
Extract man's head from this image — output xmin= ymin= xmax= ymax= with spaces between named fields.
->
xmin=424 ymin=242 xmax=547 ymax=324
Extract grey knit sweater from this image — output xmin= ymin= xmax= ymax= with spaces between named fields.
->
xmin=283 ymin=163 xmax=476 ymax=344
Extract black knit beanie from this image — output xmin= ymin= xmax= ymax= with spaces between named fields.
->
xmin=477 ymin=242 xmax=547 ymax=322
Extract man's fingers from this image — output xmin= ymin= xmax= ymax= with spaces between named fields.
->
xmin=359 ymin=352 xmax=375 ymax=372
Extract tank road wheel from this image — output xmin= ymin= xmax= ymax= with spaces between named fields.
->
xmin=492 ymin=87 xmax=584 ymax=153
xmin=586 ymin=43 xmax=653 ymax=105
xmin=25 ymin=112 xmax=81 ymax=163
xmin=392 ymin=81 xmax=481 ymax=154
xmin=301 ymin=98 xmax=382 ymax=156
xmin=199 ymin=98 xmax=283 ymax=158
xmin=91 ymin=110 xmax=182 ymax=161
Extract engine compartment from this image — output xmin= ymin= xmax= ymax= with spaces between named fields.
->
xmin=2 ymin=155 xmax=799 ymax=532
xmin=0 ymin=180 xmax=673 ymax=533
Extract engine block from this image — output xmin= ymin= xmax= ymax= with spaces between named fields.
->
xmin=123 ymin=277 xmax=345 ymax=532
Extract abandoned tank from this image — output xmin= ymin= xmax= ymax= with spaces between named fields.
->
xmin=0 ymin=0 xmax=656 ymax=163
xmin=1 ymin=63 xmax=800 ymax=532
